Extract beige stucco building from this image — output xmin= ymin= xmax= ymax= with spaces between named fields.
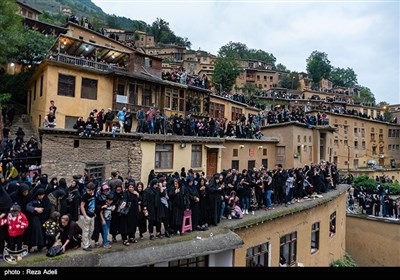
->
xmin=236 ymin=59 xmax=280 ymax=92
xmin=232 ymin=184 xmax=347 ymax=267
xmin=346 ymin=214 xmax=400 ymax=266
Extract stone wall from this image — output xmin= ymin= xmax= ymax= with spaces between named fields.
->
xmin=41 ymin=133 xmax=142 ymax=181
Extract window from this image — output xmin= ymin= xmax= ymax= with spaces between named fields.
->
xmin=144 ymin=57 xmax=152 ymax=67
xmin=165 ymin=88 xmax=184 ymax=111
xmin=311 ymin=222 xmax=320 ymax=253
xmin=40 ymin=76 xmax=43 ymax=97
xmin=354 ymin=127 xmax=358 ymax=137
xmin=354 ymin=141 xmax=358 ymax=149
xmin=117 ymin=84 xmax=125 ymax=96
xmin=329 ymin=211 xmax=336 ymax=238
xmin=276 ymin=147 xmax=286 ymax=164
xmin=65 ymin=116 xmax=78 ymax=129
xmin=231 ymin=160 xmax=239 ymax=170
xmin=233 ymin=149 xmax=238 ymax=157
xmin=361 ymin=128 xmax=365 ymax=137
xmin=263 ymin=148 xmax=267 ymax=156
xmin=309 ymin=136 xmax=312 ymax=142
xmin=210 ymin=102 xmax=225 ymax=119
xmin=155 ymin=144 xmax=173 ymax=169
xmin=191 ymin=145 xmax=202 ymax=168
xmin=248 ymin=160 xmax=255 ymax=170
xmin=280 ymin=232 xmax=297 ymax=266
xmin=231 ymin=107 xmax=242 ymax=121
xmin=73 ymin=140 xmax=79 ymax=148
xmin=297 ymin=135 xmax=301 ymax=142
xmin=86 ymin=163 xmax=105 ymax=182
xmin=81 ymin=78 xmax=98 ymax=100
xmin=362 ymin=141 xmax=366 ymax=150
xmin=262 ymin=159 xmax=268 ymax=169
xmin=58 ymin=74 xmax=75 ymax=97
xmin=169 ymin=256 xmax=208 ymax=267
xmin=142 ymin=85 xmax=152 ymax=107
xmin=129 ymin=83 xmax=137 ymax=104
xmin=246 ymin=242 xmax=269 ymax=267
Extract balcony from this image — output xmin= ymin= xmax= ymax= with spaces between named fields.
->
xmin=53 ymin=54 xmax=127 ymax=72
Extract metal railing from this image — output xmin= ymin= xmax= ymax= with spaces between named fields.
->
xmin=54 ymin=54 xmax=127 ymax=72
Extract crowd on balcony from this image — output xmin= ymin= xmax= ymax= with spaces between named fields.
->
xmin=162 ymin=71 xmax=209 ymax=89
xmin=347 ymin=183 xmax=399 ymax=219
xmin=0 ymin=122 xmax=41 ymax=187
xmin=0 ymin=156 xmax=340 ymax=260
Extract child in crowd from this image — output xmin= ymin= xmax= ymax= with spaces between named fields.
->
xmin=7 ymin=204 xmax=29 ymax=251
xmin=43 ymin=211 xmax=60 ymax=249
xmin=100 ymin=195 xmax=114 ymax=249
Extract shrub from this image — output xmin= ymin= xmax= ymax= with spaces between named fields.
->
xmin=331 ymin=252 xmax=357 ymax=267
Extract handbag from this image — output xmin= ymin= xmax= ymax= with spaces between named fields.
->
xmin=116 ymin=200 xmax=131 ymax=215
xmin=46 ymin=245 xmax=62 ymax=257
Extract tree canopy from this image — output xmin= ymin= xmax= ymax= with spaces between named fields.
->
xmin=354 ymin=86 xmax=376 ymax=106
xmin=0 ymin=0 xmax=24 ymax=64
xmin=12 ymin=27 xmax=55 ymax=65
xmin=330 ymin=67 xmax=358 ymax=88
xmin=211 ymin=56 xmax=241 ymax=93
xmin=219 ymin=41 xmax=276 ymax=65
xmin=306 ymin=50 xmax=332 ymax=84
xmin=150 ymin=18 xmax=191 ymax=48
xmin=280 ymin=71 xmax=299 ymax=90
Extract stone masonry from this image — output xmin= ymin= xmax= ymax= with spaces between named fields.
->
xmin=41 ymin=133 xmax=142 ymax=181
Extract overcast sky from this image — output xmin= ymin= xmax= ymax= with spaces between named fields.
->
xmin=92 ymin=0 xmax=400 ymax=104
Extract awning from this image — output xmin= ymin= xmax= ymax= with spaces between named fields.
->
xmin=205 ymin=144 xmax=226 ymax=149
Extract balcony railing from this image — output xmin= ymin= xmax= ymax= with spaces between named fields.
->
xmin=52 ymin=54 xmax=127 ymax=72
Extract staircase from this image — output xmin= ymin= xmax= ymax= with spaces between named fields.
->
xmin=8 ymin=114 xmax=41 ymax=149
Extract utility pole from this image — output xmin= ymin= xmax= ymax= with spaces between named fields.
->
xmin=347 ymin=145 xmax=350 ymax=174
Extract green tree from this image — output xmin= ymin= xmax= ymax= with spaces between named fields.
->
xmin=280 ymin=71 xmax=299 ymax=89
xmin=12 ymin=27 xmax=55 ymax=65
xmin=354 ymin=86 xmax=376 ymax=106
xmin=0 ymin=0 xmax=23 ymax=64
xmin=275 ymin=63 xmax=288 ymax=72
xmin=212 ymin=56 xmax=241 ymax=93
xmin=241 ymin=82 xmax=260 ymax=100
xmin=219 ymin=42 xmax=276 ymax=65
xmin=330 ymin=67 xmax=358 ymax=88
xmin=306 ymin=51 xmax=332 ymax=85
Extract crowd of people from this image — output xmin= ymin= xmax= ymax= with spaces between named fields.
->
xmin=0 ymin=160 xmax=341 ymax=260
xmin=347 ymin=183 xmax=399 ymax=219
xmin=162 ymin=71 xmax=210 ymax=90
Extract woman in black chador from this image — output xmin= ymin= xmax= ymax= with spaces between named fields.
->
xmin=168 ymin=179 xmax=189 ymax=234
xmin=143 ymin=179 xmax=165 ymax=240
xmin=119 ymin=182 xmax=139 ymax=245
xmin=208 ymin=174 xmax=224 ymax=226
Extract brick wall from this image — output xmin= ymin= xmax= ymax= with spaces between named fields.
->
xmin=41 ymin=134 xmax=142 ymax=182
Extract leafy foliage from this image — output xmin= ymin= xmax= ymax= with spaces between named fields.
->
xmin=306 ymin=50 xmax=332 ymax=85
xmin=211 ymin=56 xmax=241 ymax=93
xmin=330 ymin=67 xmax=358 ymax=88
xmin=352 ymin=175 xmax=378 ymax=194
xmin=0 ymin=0 xmax=24 ymax=64
xmin=241 ymin=83 xmax=260 ymax=101
xmin=275 ymin=63 xmax=288 ymax=72
xmin=12 ymin=27 xmax=56 ymax=65
xmin=331 ymin=253 xmax=357 ymax=267
xmin=383 ymin=182 xmax=400 ymax=195
xmin=219 ymin=42 xmax=276 ymax=65
xmin=354 ymin=86 xmax=376 ymax=106
xmin=0 ymin=72 xmax=32 ymax=106
xmin=150 ymin=18 xmax=191 ymax=48
xmin=279 ymin=71 xmax=299 ymax=89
